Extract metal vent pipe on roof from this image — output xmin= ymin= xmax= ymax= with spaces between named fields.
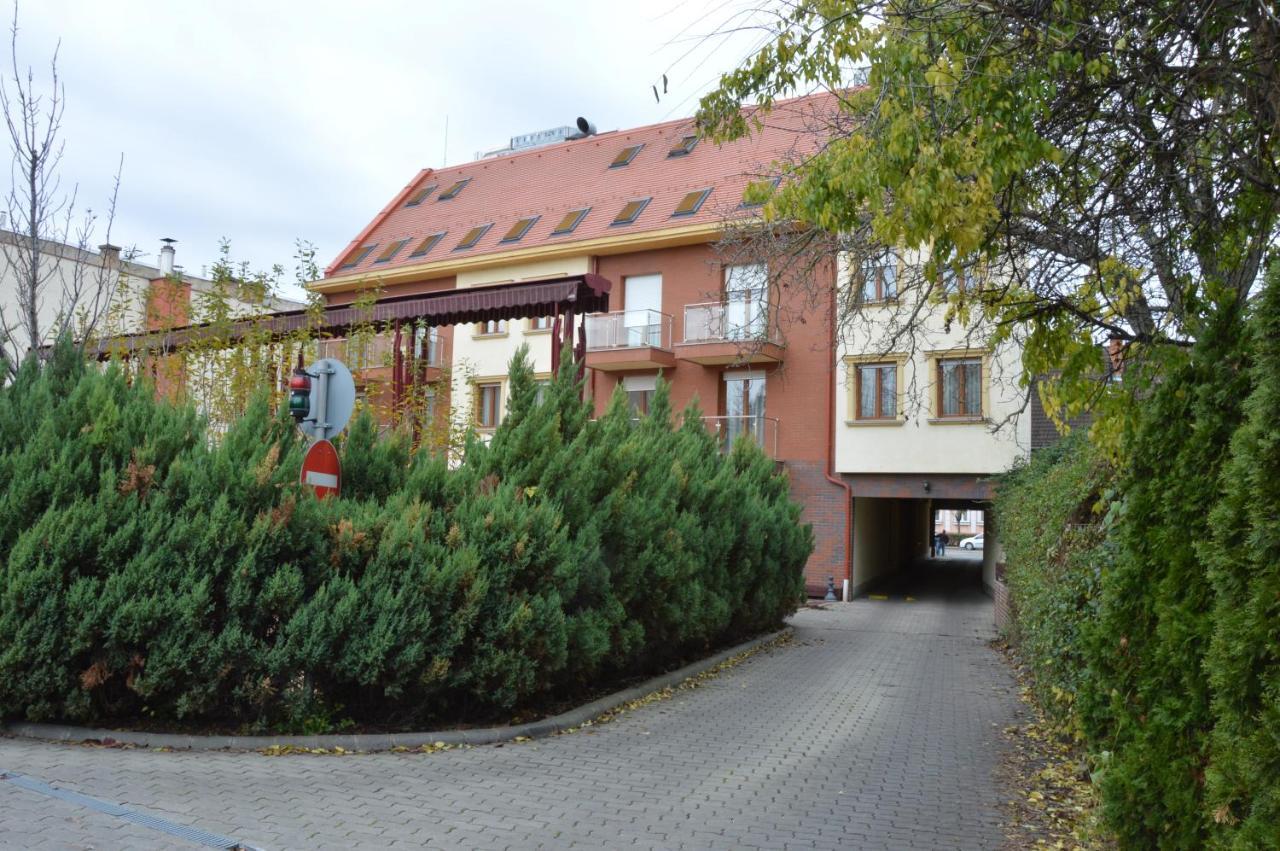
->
xmin=567 ymin=116 xmax=597 ymax=140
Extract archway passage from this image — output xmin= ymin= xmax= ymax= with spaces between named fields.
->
xmin=843 ymin=476 xmax=999 ymax=605
xmin=869 ymin=502 xmax=987 ymax=601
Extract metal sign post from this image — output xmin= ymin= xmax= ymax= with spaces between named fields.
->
xmin=290 ymin=357 xmax=356 ymax=498
xmin=297 ymin=358 xmax=355 ymax=442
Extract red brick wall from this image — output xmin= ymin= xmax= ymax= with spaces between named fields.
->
xmin=146 ymin=277 xmax=190 ymax=330
xmin=994 ymin=576 xmax=1012 ymax=633
xmin=594 ymin=245 xmax=847 ymax=593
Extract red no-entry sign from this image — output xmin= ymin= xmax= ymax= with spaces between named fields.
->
xmin=300 ymin=439 xmax=341 ymax=499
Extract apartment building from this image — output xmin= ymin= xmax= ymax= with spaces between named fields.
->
xmin=311 ymin=94 xmax=1030 ymax=596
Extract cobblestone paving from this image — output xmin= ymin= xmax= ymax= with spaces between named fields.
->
xmin=0 ymin=564 xmax=1020 ymax=850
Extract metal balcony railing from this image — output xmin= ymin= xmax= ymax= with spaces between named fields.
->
xmin=585 ymin=309 xmax=673 ymax=351
xmin=682 ymin=288 xmax=773 ymax=344
xmin=702 ymin=415 xmax=780 ymax=459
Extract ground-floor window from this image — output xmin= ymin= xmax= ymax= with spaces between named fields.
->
xmin=476 ymin=382 xmax=502 ymax=428
xmin=623 ymin=374 xmax=656 ymax=416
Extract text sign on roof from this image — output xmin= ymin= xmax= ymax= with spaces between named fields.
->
xmin=301 ymin=438 xmax=341 ymax=499
xmin=511 ymin=126 xmax=575 ymax=149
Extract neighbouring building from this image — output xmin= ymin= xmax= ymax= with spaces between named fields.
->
xmin=0 ymin=231 xmax=301 ymax=355
xmin=309 ymin=92 xmax=1032 ymax=597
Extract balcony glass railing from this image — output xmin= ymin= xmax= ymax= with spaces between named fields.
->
xmin=585 ymin=309 xmax=673 ymax=351
xmin=682 ymin=288 xmax=773 ymax=344
xmin=702 ymin=415 xmax=779 ymax=459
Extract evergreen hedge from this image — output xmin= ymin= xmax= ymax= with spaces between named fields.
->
xmin=1080 ymin=305 xmax=1251 ymax=848
xmin=1204 ymin=264 xmax=1280 ymax=847
xmin=994 ymin=433 xmax=1109 ymax=733
xmin=998 ymin=262 xmax=1280 ymax=848
xmin=0 ymin=344 xmax=810 ymax=732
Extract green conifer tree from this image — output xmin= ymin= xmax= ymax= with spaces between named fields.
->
xmin=1204 ymin=262 xmax=1280 ymax=846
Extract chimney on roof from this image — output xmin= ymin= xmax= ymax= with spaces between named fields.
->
xmin=158 ymin=238 xmax=177 ymax=277
xmin=97 ymin=243 xmax=121 ymax=266
xmin=567 ymin=116 xmax=597 ymax=140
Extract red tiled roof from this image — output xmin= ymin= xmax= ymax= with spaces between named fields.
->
xmin=324 ymin=93 xmax=841 ymax=277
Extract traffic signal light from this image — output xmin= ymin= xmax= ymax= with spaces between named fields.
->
xmin=288 ymin=368 xmax=311 ymax=423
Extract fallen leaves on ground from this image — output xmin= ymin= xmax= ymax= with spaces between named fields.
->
xmin=995 ymin=641 xmax=1113 ymax=850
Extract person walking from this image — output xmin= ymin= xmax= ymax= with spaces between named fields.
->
xmin=932 ymin=531 xmax=941 ymax=557
xmin=939 ymin=530 xmax=950 ymax=557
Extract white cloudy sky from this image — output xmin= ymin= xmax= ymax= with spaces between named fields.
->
xmin=11 ymin=0 xmax=771 ymax=299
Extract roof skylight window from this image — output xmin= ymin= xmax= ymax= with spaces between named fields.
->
xmin=610 ymin=144 xmax=644 ymax=168
xmin=551 ymin=208 xmax=590 ymax=236
xmin=338 ymin=244 xmax=377 ymax=270
xmin=437 ymin=178 xmax=471 ymax=201
xmin=374 ymin=238 xmax=411 ymax=264
xmin=667 ymin=135 xmax=698 ymax=157
xmin=409 ymin=232 xmax=446 ymax=258
xmin=612 ymin=198 xmax=651 ymax=226
xmin=742 ymin=177 xmax=782 ymax=207
xmin=455 ymin=223 xmax=492 ymax=250
xmin=672 ymin=188 xmax=712 ymax=217
xmin=501 ymin=216 xmax=540 ymax=243
xmin=404 ymin=184 xmax=438 ymax=207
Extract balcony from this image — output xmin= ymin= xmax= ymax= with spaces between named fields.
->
xmin=317 ymin=329 xmax=442 ymax=378
xmin=676 ymin=292 xmax=785 ymax=365
xmin=583 ymin=309 xmax=677 ymax=372
xmin=702 ymin=415 xmax=779 ymax=459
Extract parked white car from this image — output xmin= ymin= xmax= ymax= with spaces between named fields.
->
xmin=961 ymin=534 xmax=984 ymax=550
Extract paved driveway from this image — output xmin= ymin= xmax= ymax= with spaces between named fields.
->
xmin=0 ymin=565 xmax=1020 ymax=850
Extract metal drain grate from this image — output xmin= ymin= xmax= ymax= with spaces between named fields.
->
xmin=2 ymin=769 xmax=260 ymax=849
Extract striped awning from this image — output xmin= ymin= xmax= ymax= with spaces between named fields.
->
xmin=90 ymin=273 xmax=612 ymax=359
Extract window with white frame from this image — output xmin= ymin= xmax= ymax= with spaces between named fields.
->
xmin=475 ymin=319 xmax=507 ymax=336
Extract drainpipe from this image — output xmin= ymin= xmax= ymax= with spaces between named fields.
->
xmin=823 ymin=277 xmax=854 ymax=598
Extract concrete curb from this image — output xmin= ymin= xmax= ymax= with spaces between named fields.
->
xmin=2 ymin=628 xmax=789 ymax=753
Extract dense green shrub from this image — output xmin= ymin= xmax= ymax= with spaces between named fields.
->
xmin=0 ymin=343 xmax=810 ymax=731
xmin=995 ymin=433 xmax=1110 ymax=732
xmin=1079 ymin=307 xmax=1252 ymax=849
xmin=1204 ymin=262 xmax=1280 ymax=847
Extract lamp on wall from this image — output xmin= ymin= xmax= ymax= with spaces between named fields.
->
xmin=923 ymin=480 xmax=931 ymax=493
